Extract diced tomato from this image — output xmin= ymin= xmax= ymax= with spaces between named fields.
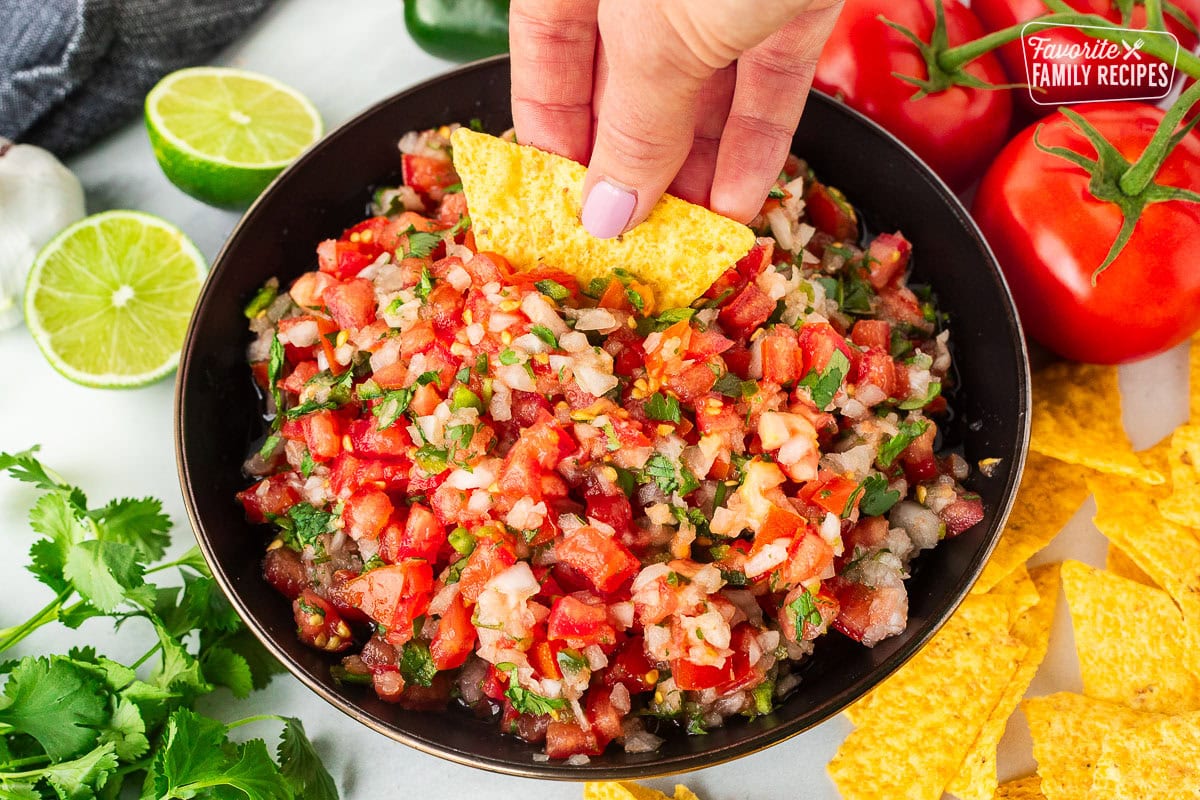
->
xmin=544 ymin=722 xmax=603 ymax=759
xmin=715 ymin=624 xmax=764 ymax=694
xmin=555 ymin=527 xmax=639 ymax=595
xmin=280 ymin=360 xmax=319 ymax=395
xmin=586 ymin=685 xmax=624 ymax=746
xmin=666 ymin=359 xmax=719 ymax=402
xmin=324 ymin=278 xmax=378 ymax=331
xmin=463 ymin=251 xmax=511 ymax=284
xmin=939 ymin=497 xmax=984 ymax=537
xmin=601 ymin=637 xmax=656 ymax=692
xmin=671 ymin=657 xmax=733 ymax=691
xmin=430 ymin=592 xmax=476 ymax=670
xmin=585 ymin=493 xmax=634 ymax=538
xmin=718 ymin=283 xmax=776 ymax=341
xmin=529 ymin=639 xmax=564 ymax=680
xmin=754 ymin=503 xmax=805 ymax=551
xmin=399 ymin=319 xmax=437 ymax=361
xmin=298 ymin=409 xmax=344 ymax=461
xmin=760 ymin=327 xmax=803 ymax=385
xmin=289 ymin=270 xmax=338 ymax=309
xmin=402 ymin=154 xmax=459 ymax=199
xmin=457 ymin=541 xmax=518 ymax=603
xmin=854 ymin=347 xmax=896 ymax=398
xmin=237 ymin=474 xmax=300 ymax=524
xmin=427 ymin=281 xmax=465 ymax=337
xmin=546 ymin=593 xmax=617 ymax=648
xmin=344 ymin=560 xmax=434 ymax=645
xmin=779 ymin=531 xmax=835 ymax=586
xmin=829 ymin=576 xmax=907 ymax=647
xmin=804 ymin=180 xmax=859 ymax=241
xmin=497 ymin=418 xmax=571 ymax=503
xmin=850 ymin=319 xmax=891 ymax=351
xmin=293 ymin=590 xmax=353 ymax=652
xmin=865 ymin=232 xmax=912 ymax=289
xmin=409 ymin=382 xmax=441 ymax=416
xmin=805 ymin=471 xmax=860 ymax=517
xmin=436 ymin=191 xmax=470 ymax=227
xmin=342 ymin=489 xmax=393 ymax=541
xmin=797 ymin=322 xmax=853 ymax=375
xmin=263 ymin=545 xmax=307 ymax=599
xmin=398 ymin=503 xmax=447 ymax=561
xmin=736 ymin=237 xmax=775 ymax=280
xmin=684 ymin=327 xmax=734 ymax=359
xmin=899 ymin=422 xmax=940 ymax=483
xmin=317 ymin=239 xmax=376 ymax=280
xmin=878 ymin=284 xmax=931 ymax=331
xmin=348 ymin=418 xmax=412 ymax=458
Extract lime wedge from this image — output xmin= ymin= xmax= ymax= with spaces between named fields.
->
xmin=24 ymin=211 xmax=207 ymax=388
xmin=145 ymin=67 xmax=323 ymax=208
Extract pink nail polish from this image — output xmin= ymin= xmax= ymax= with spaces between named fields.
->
xmin=581 ymin=179 xmax=637 ymax=239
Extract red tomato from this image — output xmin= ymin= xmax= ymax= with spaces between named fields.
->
xmin=402 ymin=154 xmax=460 ymax=200
xmin=324 ymin=278 xmax=377 ymax=331
xmin=854 ymin=348 xmax=897 ymax=398
xmin=348 ymin=418 xmax=411 ymax=459
xmin=850 ymin=320 xmax=891 ymax=351
xmin=344 ymin=560 xmax=433 ymax=644
xmin=457 ymin=541 xmax=518 ymax=603
xmin=797 ymin=321 xmax=853 ymax=375
xmin=546 ymin=593 xmax=618 ymax=648
xmin=342 ymin=490 xmax=393 ymax=541
xmin=544 ymin=722 xmax=603 ymax=759
xmin=865 ymin=233 xmax=912 ymax=289
xmin=814 ymin=0 xmax=1013 ymax=190
xmin=263 ymin=545 xmax=307 ymax=599
xmin=671 ymin=658 xmax=734 ymax=691
xmin=237 ymin=474 xmax=300 ymax=523
xmin=395 ymin=503 xmax=446 ymax=561
xmin=299 ymin=410 xmax=344 ymax=461
xmin=554 ymin=527 xmax=640 ymax=594
xmin=972 ymin=103 xmax=1200 ymax=363
xmin=718 ymin=284 xmax=776 ymax=341
xmin=317 ymin=239 xmax=376 ymax=280
xmin=601 ymin=637 xmax=657 ymax=692
xmin=293 ymin=590 xmax=353 ymax=652
xmin=430 ymin=592 xmax=476 ymax=670
xmin=760 ymin=327 xmax=803 ymax=385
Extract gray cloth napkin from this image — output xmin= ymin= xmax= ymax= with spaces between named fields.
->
xmin=0 ymin=0 xmax=274 ymax=157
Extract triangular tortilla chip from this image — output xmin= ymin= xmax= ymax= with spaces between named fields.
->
xmin=1105 ymin=544 xmax=1159 ymax=589
xmin=1090 ymin=711 xmax=1200 ymax=799
xmin=1159 ymin=424 xmax=1200 ymax=528
xmin=1029 ymin=362 xmax=1164 ymax=484
xmin=1024 ymin=692 xmax=1164 ymax=800
xmin=948 ymin=564 xmax=1060 ymax=800
xmin=993 ymin=776 xmax=1045 ymax=799
xmin=973 ymin=452 xmax=1089 ymax=595
xmin=1060 ymin=560 xmax=1200 ymax=713
xmin=451 ymin=128 xmax=755 ymax=310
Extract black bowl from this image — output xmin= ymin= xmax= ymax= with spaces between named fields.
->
xmin=176 ymin=56 xmax=1030 ymax=779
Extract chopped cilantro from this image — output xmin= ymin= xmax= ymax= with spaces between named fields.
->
xmin=414 ymin=267 xmax=435 ymax=300
xmin=890 ymin=328 xmax=914 ymax=359
xmin=899 ymin=380 xmax=942 ymax=411
xmin=750 ymin=680 xmax=774 ymax=716
xmin=644 ymin=392 xmax=681 ymax=423
xmin=612 ymin=465 xmax=637 ymax=497
xmin=299 ymin=449 xmax=315 ymax=479
xmin=443 ymin=182 xmax=463 ymax=194
xmin=373 ymin=387 xmax=414 ymax=430
xmin=787 ymin=588 xmax=823 ymax=632
xmin=283 ymin=399 xmax=341 ymax=420
xmin=767 ymin=185 xmax=786 ymax=200
xmin=498 ymin=349 xmax=521 ymax=366
xmin=877 ymin=419 xmax=930 ymax=469
xmin=600 ymin=421 xmax=621 ymax=451
xmin=625 ymin=287 xmax=645 ymax=313
xmin=858 ymin=474 xmax=902 ymax=516
xmin=584 ymin=277 xmax=610 ymax=298
xmin=268 ymin=335 xmax=285 ymax=429
xmin=399 ymin=641 xmax=437 ymax=687
xmin=455 ymin=366 xmax=471 ymax=384
xmin=405 ymin=231 xmax=443 ymax=261
xmin=654 ymin=307 xmax=695 ymax=328
xmin=719 ymin=569 xmax=748 ymax=587
xmin=798 ymin=349 xmax=850 ymax=411
xmin=556 ymin=649 xmax=587 ymax=674
xmin=414 ymin=445 xmax=449 ymax=473
xmin=257 ymin=434 xmax=281 ymax=461
xmin=713 ymin=372 xmax=758 ymax=399
xmin=286 ymin=503 xmax=333 ymax=548
xmin=642 ymin=454 xmax=698 ymax=497
xmin=495 ymin=663 xmax=566 ymax=716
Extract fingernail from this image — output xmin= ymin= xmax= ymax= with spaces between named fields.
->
xmin=581 ymin=179 xmax=637 ymax=239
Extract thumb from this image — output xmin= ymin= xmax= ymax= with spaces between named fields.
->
xmin=580 ymin=5 xmax=709 ymax=238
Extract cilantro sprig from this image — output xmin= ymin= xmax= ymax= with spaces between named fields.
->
xmin=0 ymin=447 xmax=338 ymax=800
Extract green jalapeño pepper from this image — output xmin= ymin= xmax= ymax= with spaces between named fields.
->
xmin=404 ymin=0 xmax=511 ymax=62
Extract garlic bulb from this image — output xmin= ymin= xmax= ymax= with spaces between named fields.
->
xmin=0 ymin=139 xmax=86 ymax=330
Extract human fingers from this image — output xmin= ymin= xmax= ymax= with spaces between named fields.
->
xmin=668 ymin=66 xmax=736 ymax=206
xmin=709 ymin=4 xmax=844 ymax=223
xmin=509 ymin=0 xmax=600 ymax=163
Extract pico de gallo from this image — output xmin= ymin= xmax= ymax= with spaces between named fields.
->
xmin=238 ymin=124 xmax=984 ymax=760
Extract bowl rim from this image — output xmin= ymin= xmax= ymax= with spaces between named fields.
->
xmin=175 ymin=53 xmax=1031 ymax=779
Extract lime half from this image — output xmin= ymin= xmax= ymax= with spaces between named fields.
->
xmin=145 ymin=67 xmax=323 ymax=208
xmin=24 ymin=211 xmax=207 ymax=388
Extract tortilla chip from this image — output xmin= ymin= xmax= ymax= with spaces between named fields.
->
xmin=1159 ymin=424 xmax=1200 ymax=529
xmin=829 ymin=593 xmax=1026 ymax=800
xmin=1191 ymin=333 xmax=1200 ymax=424
xmin=450 ymin=129 xmax=755 ymax=310
xmin=583 ymin=784 xmax=668 ymax=800
xmin=1060 ymin=560 xmax=1200 ymax=713
xmin=974 ymin=452 xmax=1090 ymax=594
xmin=1023 ymin=692 xmax=1164 ymax=800
xmin=1105 ymin=544 xmax=1159 ymax=589
xmin=1092 ymin=473 xmax=1200 ymax=630
xmin=948 ymin=564 xmax=1060 ymax=800
xmin=993 ymin=776 xmax=1045 ymax=799
xmin=1089 ymin=711 xmax=1200 ymax=799
xmin=673 ymin=787 xmax=701 ymax=800
xmin=1137 ymin=435 xmax=1173 ymax=488
xmin=1029 ymin=362 xmax=1164 ymax=485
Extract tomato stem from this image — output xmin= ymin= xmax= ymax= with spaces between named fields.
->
xmin=1144 ymin=0 xmax=1168 ymax=32
xmin=1120 ymin=79 xmax=1200 ymax=195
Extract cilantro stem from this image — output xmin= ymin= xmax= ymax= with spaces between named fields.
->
xmin=0 ymin=754 xmax=50 ymax=769
xmin=223 ymin=713 xmax=285 ymax=731
xmin=0 ymin=587 xmax=72 ymax=653
xmin=130 ymin=642 xmax=161 ymax=670
xmin=144 ymin=548 xmax=203 ymax=575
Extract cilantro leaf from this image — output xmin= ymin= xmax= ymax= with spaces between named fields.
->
xmin=151 ymin=709 xmax=292 ymax=800
xmin=218 ymin=628 xmax=287 ymax=692
xmin=497 ymin=665 xmax=566 ymax=717
xmin=798 ymin=349 xmax=850 ymax=411
xmin=62 ymin=540 xmax=146 ymax=613
xmin=898 ymin=379 xmax=942 ymax=411
xmin=372 ymin=386 xmax=414 ymax=430
xmin=286 ymin=503 xmax=334 ymax=549
xmin=712 ymin=372 xmax=758 ymax=399
xmin=877 ymin=419 xmax=930 ymax=469
xmin=530 ymin=325 xmax=558 ymax=348
xmin=0 ymin=447 xmax=85 ymax=508
xmin=98 ymin=696 xmax=150 ymax=760
xmin=0 ymin=657 xmax=107 ymax=761
xmin=768 ymin=185 xmax=786 ymax=199
xmin=858 ymin=474 xmax=901 ymax=516
xmin=399 ymin=641 xmax=437 ymax=687
xmin=625 ymin=287 xmax=645 ymax=312
xmin=644 ymin=392 xmax=681 ymax=423
xmin=269 ymin=335 xmax=286 ymax=429
xmin=555 ymin=649 xmax=587 ymax=674
xmin=41 ymin=741 xmax=119 ymax=799
xmin=151 ymin=624 xmax=212 ymax=697
xmin=278 ymin=717 xmax=338 ymax=800
xmin=27 ymin=492 xmax=88 ymax=591
xmin=202 ymin=646 xmax=254 ymax=699
xmin=786 ymin=589 xmax=823 ymax=632
xmin=90 ymin=497 xmax=171 ymax=561
xmin=641 ymin=454 xmax=698 ymax=497
xmin=406 ymin=232 xmax=443 ymax=261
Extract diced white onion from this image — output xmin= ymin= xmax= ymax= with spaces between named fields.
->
xmin=496 ymin=364 xmax=536 ymax=392
xmin=573 ymin=308 xmax=617 ymax=331
xmin=574 ymin=364 xmax=619 ymax=397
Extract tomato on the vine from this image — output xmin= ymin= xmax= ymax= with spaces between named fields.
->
xmin=972 ymin=102 xmax=1200 ymax=364
xmin=813 ymin=0 xmax=1013 ymax=191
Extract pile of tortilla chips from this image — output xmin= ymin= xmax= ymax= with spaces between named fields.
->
xmin=829 ymin=341 xmax=1200 ymax=800
xmin=585 ymin=781 xmax=703 ymax=800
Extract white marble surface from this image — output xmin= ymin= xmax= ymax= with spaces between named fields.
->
xmin=0 ymin=0 xmax=1188 ymax=796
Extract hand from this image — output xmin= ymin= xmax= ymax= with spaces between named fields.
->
xmin=509 ymin=0 xmax=844 ymax=238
